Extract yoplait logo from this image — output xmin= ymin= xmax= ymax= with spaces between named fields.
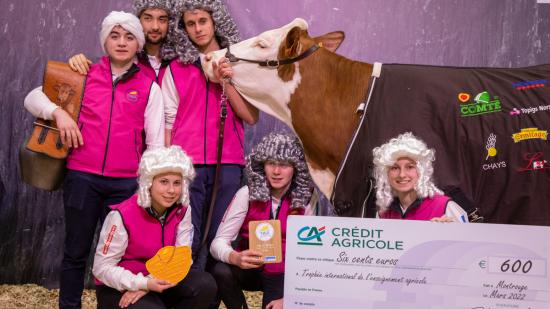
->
xmin=297 ymin=226 xmax=325 ymax=246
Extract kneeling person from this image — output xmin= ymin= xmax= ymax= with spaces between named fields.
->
xmin=93 ymin=146 xmax=216 ymax=309
xmin=210 ymin=133 xmax=315 ymax=309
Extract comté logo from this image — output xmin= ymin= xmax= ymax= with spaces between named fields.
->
xmin=458 ymin=91 xmax=502 ymax=117
xmin=297 ymin=226 xmax=325 ymax=246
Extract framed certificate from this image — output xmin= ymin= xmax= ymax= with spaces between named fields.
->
xmin=249 ymin=220 xmax=282 ymax=263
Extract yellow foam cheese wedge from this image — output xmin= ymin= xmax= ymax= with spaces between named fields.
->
xmin=146 ymin=246 xmax=192 ymax=284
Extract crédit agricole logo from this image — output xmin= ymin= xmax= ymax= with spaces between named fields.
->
xmin=297 ymin=226 xmax=326 ymax=246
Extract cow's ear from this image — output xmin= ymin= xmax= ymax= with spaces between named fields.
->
xmin=284 ymin=26 xmax=303 ymax=57
xmin=314 ymin=31 xmax=345 ymax=53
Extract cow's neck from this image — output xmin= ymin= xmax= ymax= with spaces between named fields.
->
xmin=288 ymin=48 xmax=373 ymax=198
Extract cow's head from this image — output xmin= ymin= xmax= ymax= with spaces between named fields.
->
xmin=202 ymin=18 xmax=344 ymax=127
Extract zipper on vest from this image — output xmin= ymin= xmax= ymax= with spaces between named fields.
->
xmin=147 ymin=207 xmax=168 ymax=246
xmin=101 ymin=79 xmax=118 ymax=175
xmin=203 ymin=80 xmax=209 ymax=163
xmin=161 ymin=221 xmax=165 ymax=246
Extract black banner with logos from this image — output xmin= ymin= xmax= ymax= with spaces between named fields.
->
xmin=334 ymin=63 xmax=550 ymax=225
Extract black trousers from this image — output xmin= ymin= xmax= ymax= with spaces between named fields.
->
xmin=96 ymin=269 xmax=217 ymax=309
xmin=60 ymin=170 xmax=137 ymax=309
xmin=189 ymin=165 xmax=242 ymax=270
xmin=210 ymin=261 xmax=284 ymax=309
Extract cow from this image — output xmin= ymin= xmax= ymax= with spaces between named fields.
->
xmin=202 ymin=18 xmax=550 ymax=224
xmin=203 ymin=18 xmax=368 ymax=200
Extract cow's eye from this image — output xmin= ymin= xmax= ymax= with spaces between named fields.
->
xmin=256 ymin=40 xmax=268 ymax=49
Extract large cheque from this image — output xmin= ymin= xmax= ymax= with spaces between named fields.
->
xmin=284 ymin=216 xmax=550 ymax=309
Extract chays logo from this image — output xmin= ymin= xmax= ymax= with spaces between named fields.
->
xmin=482 ymin=133 xmax=506 ymax=171
xmin=485 ymin=133 xmax=497 ymax=160
xmin=297 ymin=226 xmax=325 ymax=246
xmin=458 ymin=91 xmax=502 ymax=117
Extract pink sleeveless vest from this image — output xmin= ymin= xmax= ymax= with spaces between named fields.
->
xmin=238 ymin=195 xmax=304 ymax=274
xmin=169 ymin=60 xmax=245 ymax=165
xmin=379 ymin=195 xmax=449 ymax=220
xmin=67 ymin=56 xmax=154 ymax=177
xmin=110 ymin=195 xmax=187 ymax=279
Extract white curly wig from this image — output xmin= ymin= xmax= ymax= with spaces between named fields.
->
xmin=137 ymin=146 xmax=195 ymax=208
xmin=132 ymin=0 xmax=171 ymax=17
xmin=372 ymin=132 xmax=443 ymax=211
xmin=246 ymin=133 xmax=313 ymax=210
xmin=161 ymin=0 xmax=241 ymax=63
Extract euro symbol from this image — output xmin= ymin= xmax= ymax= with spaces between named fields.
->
xmin=479 ymin=260 xmax=487 ymax=269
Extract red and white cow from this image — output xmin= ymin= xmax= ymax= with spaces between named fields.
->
xmin=203 ymin=18 xmax=372 ymax=199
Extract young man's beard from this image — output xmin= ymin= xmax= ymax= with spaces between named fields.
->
xmin=146 ymin=34 xmax=165 ymax=45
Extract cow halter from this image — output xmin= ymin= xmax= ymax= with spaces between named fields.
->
xmin=224 ymin=43 xmax=320 ymax=68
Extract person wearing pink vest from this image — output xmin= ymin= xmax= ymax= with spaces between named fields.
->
xmin=23 ymin=12 xmax=165 ymax=308
xmin=210 ymin=133 xmax=315 ymax=309
xmin=372 ymin=132 xmax=468 ymax=222
xmin=67 ymin=0 xmax=173 ymax=85
xmin=93 ymin=146 xmax=216 ymax=309
xmin=161 ymin=0 xmax=259 ymax=269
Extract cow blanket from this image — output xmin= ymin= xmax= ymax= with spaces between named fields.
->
xmin=333 ymin=63 xmax=550 ymax=225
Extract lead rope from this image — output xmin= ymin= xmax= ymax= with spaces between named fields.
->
xmin=200 ymin=80 xmax=228 ymax=249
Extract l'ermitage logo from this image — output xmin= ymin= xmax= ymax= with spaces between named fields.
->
xmin=297 ymin=226 xmax=326 ymax=246
xmin=509 ymin=104 xmax=550 ymax=116
xmin=458 ymin=91 xmax=502 ymax=117
xmin=511 ymin=127 xmax=548 ymax=143
xmin=483 ymin=133 xmax=506 ymax=170
xmin=517 ymin=152 xmax=550 ymax=172
xmin=513 ymin=79 xmax=547 ymax=90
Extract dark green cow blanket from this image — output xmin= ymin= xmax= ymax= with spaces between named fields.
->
xmin=332 ymin=63 xmax=550 ymax=225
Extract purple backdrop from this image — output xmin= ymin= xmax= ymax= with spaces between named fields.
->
xmin=1 ymin=0 xmax=549 ymax=286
